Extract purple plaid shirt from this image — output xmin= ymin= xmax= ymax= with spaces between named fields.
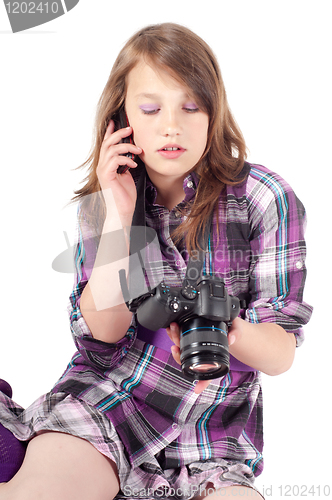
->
xmin=54 ymin=162 xmax=312 ymax=483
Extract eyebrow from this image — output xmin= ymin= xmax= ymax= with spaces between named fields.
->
xmin=135 ymin=93 xmax=160 ymax=100
xmin=135 ymin=92 xmax=191 ymax=100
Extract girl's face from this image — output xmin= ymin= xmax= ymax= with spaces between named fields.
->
xmin=125 ymin=61 xmax=209 ymax=187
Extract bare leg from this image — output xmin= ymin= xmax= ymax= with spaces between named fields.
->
xmin=195 ymin=483 xmax=264 ymax=499
xmin=218 ymin=486 xmax=263 ymax=498
xmin=0 ymin=431 xmax=120 ymax=500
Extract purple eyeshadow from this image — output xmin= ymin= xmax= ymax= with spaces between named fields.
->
xmin=139 ymin=104 xmax=158 ymax=112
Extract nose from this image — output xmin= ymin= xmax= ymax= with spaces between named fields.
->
xmin=160 ymin=108 xmax=182 ymax=137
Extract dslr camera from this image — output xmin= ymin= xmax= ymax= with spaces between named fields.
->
xmin=127 ymin=275 xmax=241 ymax=381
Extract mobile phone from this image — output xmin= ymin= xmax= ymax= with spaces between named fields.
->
xmin=113 ymin=108 xmax=135 ymax=174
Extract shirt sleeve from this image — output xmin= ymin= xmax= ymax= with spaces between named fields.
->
xmin=67 ymin=205 xmax=137 ymax=370
xmin=244 ymin=165 xmax=313 ymax=346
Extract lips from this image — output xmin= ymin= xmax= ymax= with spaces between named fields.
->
xmin=158 ymin=144 xmax=186 ymax=159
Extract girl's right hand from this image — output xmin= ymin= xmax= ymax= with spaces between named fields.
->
xmin=96 ymin=120 xmax=142 ymax=222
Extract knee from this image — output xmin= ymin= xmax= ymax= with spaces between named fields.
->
xmin=3 ymin=432 xmax=120 ymax=500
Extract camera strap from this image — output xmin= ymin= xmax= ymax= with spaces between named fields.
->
xmin=120 ymin=160 xmax=149 ymax=307
xmin=180 ymin=210 xmax=214 ymax=298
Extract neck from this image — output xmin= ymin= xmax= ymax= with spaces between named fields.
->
xmin=156 ymin=186 xmax=185 ymax=211
xmin=147 ymin=170 xmax=186 ymax=210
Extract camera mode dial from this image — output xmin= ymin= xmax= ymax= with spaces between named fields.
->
xmin=181 ymin=285 xmax=197 ymax=300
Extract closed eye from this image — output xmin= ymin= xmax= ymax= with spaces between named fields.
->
xmin=183 ymin=101 xmax=200 ymax=113
xmin=142 ymin=109 xmax=160 ymax=115
xmin=183 ymin=107 xmax=200 ymax=113
xmin=139 ymin=105 xmax=160 ymax=115
xmin=142 ymin=107 xmax=199 ymax=114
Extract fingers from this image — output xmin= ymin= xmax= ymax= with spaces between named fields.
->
xmin=167 ymin=322 xmax=215 ymax=394
xmin=166 ymin=323 xmax=180 ymax=347
xmin=227 ymin=317 xmax=243 ymax=348
xmin=97 ymin=122 xmax=142 ymax=191
xmin=193 ymin=380 xmax=210 ymax=394
xmin=103 ymin=118 xmax=115 ymax=141
xmin=228 ymin=334 xmax=236 ymax=346
xmin=102 ymin=121 xmax=140 ymax=154
xmin=170 ymin=344 xmax=211 ymax=394
xmin=101 ymin=124 xmax=142 ymax=161
xmin=170 ymin=345 xmax=181 ymax=365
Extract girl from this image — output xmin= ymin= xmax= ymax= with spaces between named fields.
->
xmin=0 ymin=23 xmax=312 ymax=499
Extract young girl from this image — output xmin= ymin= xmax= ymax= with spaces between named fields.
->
xmin=0 ymin=23 xmax=312 ymax=499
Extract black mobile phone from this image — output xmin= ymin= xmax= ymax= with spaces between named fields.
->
xmin=113 ymin=108 xmax=135 ymax=174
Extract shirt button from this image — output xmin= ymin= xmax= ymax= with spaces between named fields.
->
xmin=187 ymin=180 xmax=194 ymax=189
xmin=295 ymin=261 xmax=303 ymax=269
xmin=172 ymin=423 xmax=178 ymax=430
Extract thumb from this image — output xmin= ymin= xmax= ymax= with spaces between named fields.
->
xmin=228 ymin=333 xmax=236 ymax=346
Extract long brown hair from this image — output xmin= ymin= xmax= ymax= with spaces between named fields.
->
xmin=74 ymin=23 xmax=247 ymax=251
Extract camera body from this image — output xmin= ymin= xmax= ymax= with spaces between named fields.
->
xmin=136 ymin=276 xmax=241 ymax=380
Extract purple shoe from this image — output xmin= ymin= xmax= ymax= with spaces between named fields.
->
xmin=0 ymin=380 xmax=13 ymax=399
xmin=0 ymin=380 xmax=26 ymax=482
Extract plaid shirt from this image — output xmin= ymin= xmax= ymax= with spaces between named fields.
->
xmin=53 ymin=162 xmax=312 ymax=488
xmin=0 ymin=162 xmax=312 ymax=495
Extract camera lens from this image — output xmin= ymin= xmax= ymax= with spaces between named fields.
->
xmin=189 ymin=361 xmax=222 ymax=373
xmin=180 ymin=317 xmax=230 ymax=381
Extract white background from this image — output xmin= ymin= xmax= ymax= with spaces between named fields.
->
xmin=0 ymin=1 xmax=331 ymax=497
